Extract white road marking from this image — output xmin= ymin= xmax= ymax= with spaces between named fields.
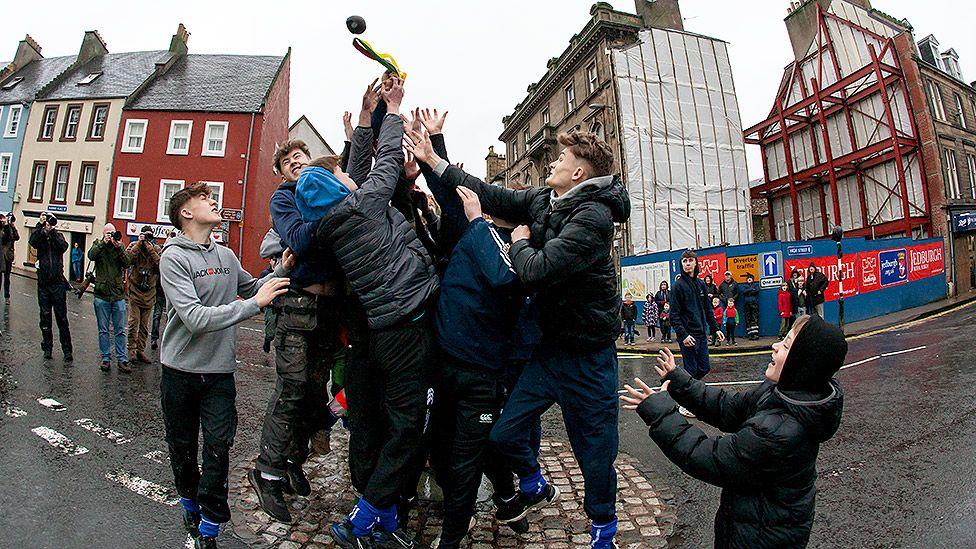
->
xmin=880 ymin=345 xmax=926 ymax=357
xmin=20 ymin=292 xmax=30 ymax=297
xmin=105 ymin=469 xmax=178 ymax=506
xmin=240 ymin=326 xmax=262 ymax=333
xmin=74 ymin=418 xmax=132 ymax=445
xmin=143 ymin=450 xmax=169 ymax=465
xmin=840 ymin=356 xmax=880 ymax=370
xmin=4 ymin=406 xmax=27 ymax=418
xmin=37 ymin=397 xmax=66 ymax=411
xmin=32 ymin=426 xmax=89 ymax=456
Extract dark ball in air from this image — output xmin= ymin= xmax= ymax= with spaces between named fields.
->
xmin=346 ymin=15 xmax=366 ymax=34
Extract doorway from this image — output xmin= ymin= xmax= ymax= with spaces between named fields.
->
xmin=69 ymin=232 xmax=87 ymax=283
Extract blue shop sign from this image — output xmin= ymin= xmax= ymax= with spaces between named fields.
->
xmin=952 ymin=211 xmax=976 ymax=234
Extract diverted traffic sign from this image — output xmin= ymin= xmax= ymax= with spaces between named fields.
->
xmin=728 ymin=254 xmax=759 ymax=281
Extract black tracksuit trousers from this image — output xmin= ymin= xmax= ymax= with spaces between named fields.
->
xmin=345 ymin=310 xmax=435 ymax=509
xmin=160 ymin=366 xmax=237 ymax=523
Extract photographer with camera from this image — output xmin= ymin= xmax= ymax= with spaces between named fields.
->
xmin=28 ymin=213 xmax=72 ymax=361
xmin=150 ymin=231 xmax=177 ymax=351
xmin=88 ymin=223 xmax=131 ymax=372
xmin=125 ymin=225 xmax=162 ymax=364
xmin=1 ymin=212 xmax=20 ymax=305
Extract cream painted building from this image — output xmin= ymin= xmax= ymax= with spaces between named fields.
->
xmin=10 ymin=31 xmax=172 ymax=277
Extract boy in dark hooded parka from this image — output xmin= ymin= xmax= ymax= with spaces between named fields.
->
xmin=621 ymin=314 xmax=846 ymax=548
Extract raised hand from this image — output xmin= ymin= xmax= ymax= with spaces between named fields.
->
xmin=654 ymin=347 xmax=677 ymax=378
xmin=255 ymin=277 xmax=290 ymax=308
xmin=456 ymin=186 xmax=483 ymax=222
xmin=420 ymin=108 xmax=449 ymax=135
xmin=619 ymin=377 xmax=670 ymax=410
xmin=404 ymin=149 xmax=421 ymax=181
xmin=359 ymin=78 xmax=380 ymax=126
xmin=343 ymin=111 xmax=353 ymax=141
xmin=404 ymin=129 xmax=437 ymax=165
xmin=399 ymin=108 xmax=423 ymax=135
xmin=381 ymin=76 xmax=404 ymax=114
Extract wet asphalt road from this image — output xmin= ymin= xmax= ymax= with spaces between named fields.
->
xmin=0 ymin=273 xmax=974 ymax=548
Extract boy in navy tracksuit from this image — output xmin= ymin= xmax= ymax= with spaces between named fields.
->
xmin=416 ymin=116 xmax=540 ymax=548
xmin=669 ymin=250 xmax=724 ymax=381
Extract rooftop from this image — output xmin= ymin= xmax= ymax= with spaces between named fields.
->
xmin=0 ymin=55 xmax=75 ymax=105
xmin=39 ymin=50 xmax=173 ymax=101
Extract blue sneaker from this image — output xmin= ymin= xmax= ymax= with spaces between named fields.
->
xmin=331 ymin=521 xmax=375 ymax=549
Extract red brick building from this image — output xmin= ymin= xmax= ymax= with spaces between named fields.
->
xmin=107 ymin=35 xmax=290 ymax=275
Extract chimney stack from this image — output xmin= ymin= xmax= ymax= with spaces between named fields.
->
xmin=78 ymin=30 xmax=109 ymax=65
xmin=13 ymin=35 xmax=44 ymax=68
xmin=169 ymin=23 xmax=190 ymax=55
xmin=634 ymin=0 xmax=684 ymax=31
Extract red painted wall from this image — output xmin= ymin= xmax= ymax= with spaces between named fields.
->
xmin=107 ymin=55 xmax=289 ymax=275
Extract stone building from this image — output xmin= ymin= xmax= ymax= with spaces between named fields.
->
xmin=485 ymin=145 xmax=506 ymax=184
xmin=498 ymin=0 xmax=752 ymax=256
xmin=289 ymin=115 xmax=335 ymax=158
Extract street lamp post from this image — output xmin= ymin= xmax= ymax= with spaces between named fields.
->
xmin=831 ymin=226 xmax=844 ymax=330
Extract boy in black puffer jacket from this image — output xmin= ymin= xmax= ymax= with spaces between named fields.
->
xmin=409 ymin=128 xmax=629 ymax=549
xmin=621 ymin=314 xmax=846 ymax=548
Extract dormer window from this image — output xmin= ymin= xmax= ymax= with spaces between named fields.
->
xmin=1 ymin=77 xmax=24 ymax=90
xmin=77 ymin=72 xmax=103 ymax=86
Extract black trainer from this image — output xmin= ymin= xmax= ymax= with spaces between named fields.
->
xmin=372 ymin=527 xmax=420 ymax=548
xmin=330 ymin=521 xmax=375 ymax=549
xmin=194 ymin=536 xmax=217 ymax=549
xmin=248 ymin=469 xmax=292 ymax=523
xmin=286 ymin=462 xmax=311 ymax=497
xmin=183 ymin=508 xmax=201 ymax=538
xmin=493 ymin=494 xmax=529 ymax=534
xmin=495 ymin=484 xmax=560 ymax=523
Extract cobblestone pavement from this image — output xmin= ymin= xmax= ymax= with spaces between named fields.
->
xmin=228 ymin=430 xmax=674 ymax=548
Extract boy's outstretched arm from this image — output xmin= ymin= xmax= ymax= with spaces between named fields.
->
xmin=347 ymin=79 xmax=381 ymax=185
xmin=358 ymin=78 xmax=406 ymax=215
xmin=507 ymin=205 xmax=610 ymax=285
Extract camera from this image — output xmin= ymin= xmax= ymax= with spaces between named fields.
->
xmin=38 ymin=212 xmax=58 ymax=227
xmin=113 ymin=230 xmax=123 ymax=242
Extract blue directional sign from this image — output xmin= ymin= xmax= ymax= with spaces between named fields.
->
xmin=761 ymin=251 xmax=782 ymax=278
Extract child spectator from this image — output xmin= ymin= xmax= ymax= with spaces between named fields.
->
xmin=621 ymin=293 xmax=637 ymax=346
xmin=724 ymin=299 xmax=738 ymax=346
xmin=660 ymin=302 xmax=672 ymax=343
xmin=778 ymin=282 xmax=794 ymax=339
xmin=711 ymin=297 xmax=724 ymax=346
xmin=642 ymin=293 xmax=659 ymax=342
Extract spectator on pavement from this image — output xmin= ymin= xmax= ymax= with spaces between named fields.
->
xmin=703 ymin=274 xmax=720 ymax=307
xmin=29 ymin=213 xmax=72 ymax=362
xmin=621 ymin=314 xmax=846 ymax=549
xmin=659 ymin=302 xmax=672 ymax=343
xmin=125 ymin=226 xmax=162 ymax=364
xmin=724 ymin=299 xmax=738 ymax=346
xmin=89 ymin=223 xmax=131 ymax=372
xmin=718 ymin=270 xmax=739 ymax=305
xmin=150 ymin=231 xmax=177 ymax=351
xmin=711 ymin=297 xmax=724 ymax=346
xmin=0 ymin=213 xmax=20 ymax=305
xmin=654 ymin=281 xmax=670 ymax=316
xmin=804 ymin=264 xmax=828 ymax=318
xmin=642 ymin=293 xmax=658 ymax=342
xmin=622 ymin=293 xmax=637 ymax=346
xmin=742 ymin=274 xmax=760 ymax=340
xmin=788 ymin=269 xmax=806 ymax=317
xmin=778 ymin=282 xmax=794 ymax=339
xmin=70 ymin=242 xmax=84 ymax=283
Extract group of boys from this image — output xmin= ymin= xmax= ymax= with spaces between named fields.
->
xmin=157 ymin=74 xmax=630 ymax=549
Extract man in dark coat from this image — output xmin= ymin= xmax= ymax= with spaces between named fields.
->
xmin=718 ymin=270 xmax=738 ymax=304
xmin=621 ymin=314 xmax=846 ymax=548
xmin=0 ymin=212 xmax=20 ymax=305
xmin=29 ymin=213 xmax=72 ymax=361
xmin=669 ymin=250 xmax=723 ymax=382
xmin=409 ymin=127 xmax=630 ymax=549
xmin=804 ymin=264 xmax=829 ymax=317
xmin=741 ymin=273 xmax=760 ymax=340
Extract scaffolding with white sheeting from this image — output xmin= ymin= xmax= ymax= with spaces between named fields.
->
xmin=613 ymin=27 xmax=752 ymax=255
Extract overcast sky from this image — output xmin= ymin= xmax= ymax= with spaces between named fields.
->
xmin=4 ymin=1 xmax=973 ymax=181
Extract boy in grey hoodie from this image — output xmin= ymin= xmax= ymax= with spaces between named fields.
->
xmin=159 ymin=182 xmax=291 ymax=548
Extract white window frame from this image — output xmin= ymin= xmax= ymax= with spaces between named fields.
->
xmin=0 ymin=153 xmax=12 ymax=192
xmin=41 ymin=107 xmax=58 ymax=139
xmin=89 ymin=105 xmax=109 ymax=139
xmin=80 ymin=163 xmax=97 ymax=204
xmin=30 ymin=163 xmax=46 ymax=201
xmin=928 ymin=81 xmax=946 ymax=121
xmin=542 ymin=105 xmax=550 ymax=126
xmin=167 ymin=120 xmax=193 ymax=155
xmin=587 ymin=62 xmax=598 ymax=94
xmin=954 ymin=93 xmax=967 ymax=129
xmin=4 ymin=105 xmax=22 ymax=138
xmin=114 ymin=177 xmax=139 ymax=220
xmin=157 ymin=179 xmax=185 ymax=222
xmin=967 ymin=154 xmax=976 ymax=200
xmin=77 ymin=72 xmax=102 ymax=85
xmin=565 ymin=83 xmax=576 ymax=113
xmin=53 ymin=163 xmax=70 ymax=202
xmin=202 ymin=181 xmax=224 ymax=210
xmin=64 ymin=106 xmax=81 ymax=139
xmin=202 ymin=121 xmax=228 ymax=157
xmin=121 ymin=119 xmax=148 ymax=153
xmin=523 ymin=127 xmax=530 ymax=149
xmin=945 ymin=148 xmax=959 ymax=199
